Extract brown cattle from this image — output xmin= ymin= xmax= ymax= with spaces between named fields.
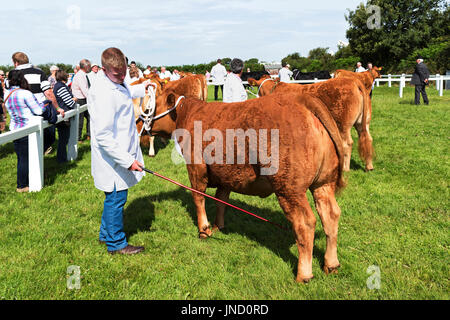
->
xmin=151 ymin=90 xmax=346 ymax=283
xmin=334 ymin=66 xmax=383 ymax=92
xmin=163 ymin=75 xmax=207 ymax=101
xmin=248 ymin=76 xmax=374 ymax=171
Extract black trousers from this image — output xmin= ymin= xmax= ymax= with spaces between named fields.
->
xmin=214 ymin=85 xmax=224 ymax=100
xmin=415 ymin=84 xmax=429 ymax=105
xmin=77 ymin=98 xmax=90 ymax=140
xmin=56 ymin=122 xmax=70 ymax=163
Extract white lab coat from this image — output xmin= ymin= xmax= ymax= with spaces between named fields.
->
xmin=223 ymin=73 xmax=247 ymax=103
xmin=210 ymin=63 xmax=227 ymax=85
xmin=355 ymin=66 xmax=366 ymax=73
xmin=278 ymin=67 xmax=293 ymax=82
xmin=88 ymin=72 xmax=146 ymax=192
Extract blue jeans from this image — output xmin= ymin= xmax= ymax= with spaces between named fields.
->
xmin=13 ymin=136 xmax=29 ymax=189
xmin=56 ymin=122 xmax=70 ymax=163
xmin=99 ymin=186 xmax=128 ymax=252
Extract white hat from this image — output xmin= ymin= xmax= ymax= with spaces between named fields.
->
xmin=50 ymin=65 xmax=59 ymax=71
xmin=91 ymin=62 xmax=99 ymax=67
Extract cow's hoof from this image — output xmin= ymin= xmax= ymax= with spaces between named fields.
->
xmin=296 ymin=275 xmax=314 ymax=284
xmin=365 ymin=167 xmax=374 ymax=172
xmin=323 ymin=264 xmax=340 ymax=275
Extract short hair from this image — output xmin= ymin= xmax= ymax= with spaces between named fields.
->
xmin=12 ymin=52 xmax=29 ymax=65
xmin=102 ymin=47 xmax=127 ymax=70
xmin=230 ymin=58 xmax=244 ymax=74
xmin=79 ymin=59 xmax=91 ymax=70
xmin=281 ymin=61 xmax=287 ymax=68
xmin=55 ymin=70 xmax=69 ymax=82
xmin=217 ymin=59 xmax=222 ymax=64
xmin=8 ymin=69 xmax=30 ymax=89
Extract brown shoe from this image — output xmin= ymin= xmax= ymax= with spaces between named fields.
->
xmin=16 ymin=187 xmax=29 ymax=193
xmin=108 ymin=245 xmax=145 ymax=255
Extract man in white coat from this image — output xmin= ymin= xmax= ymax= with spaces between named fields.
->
xmin=210 ymin=58 xmax=227 ymax=100
xmin=278 ymin=62 xmax=293 ymax=82
xmin=223 ymin=58 xmax=247 ymax=103
xmin=88 ymin=47 xmax=152 ymax=255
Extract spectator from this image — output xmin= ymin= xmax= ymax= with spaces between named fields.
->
xmin=126 ymin=65 xmax=141 ymax=84
xmin=223 ymin=58 xmax=247 ymax=103
xmin=48 ymin=65 xmax=59 ymax=88
xmin=411 ymin=56 xmax=430 ymax=106
xmin=355 ymin=62 xmax=366 ymax=73
xmin=210 ymin=59 xmax=227 ymax=101
xmin=71 ymin=59 xmax=91 ymax=142
xmin=170 ymin=69 xmax=181 ymax=81
xmin=143 ymin=65 xmax=152 ymax=76
xmin=4 ymin=71 xmax=59 ymax=192
xmin=159 ymin=66 xmax=172 ymax=80
xmin=205 ymin=70 xmax=211 ymax=80
xmin=87 ymin=62 xmax=100 ymax=87
xmin=88 ymin=47 xmax=153 ymax=255
xmin=278 ymin=62 xmax=293 ymax=83
xmin=152 ymin=67 xmax=159 ymax=75
xmin=53 ymin=70 xmax=76 ymax=163
xmin=12 ymin=52 xmax=64 ymax=155
xmin=67 ymin=65 xmax=80 ymax=88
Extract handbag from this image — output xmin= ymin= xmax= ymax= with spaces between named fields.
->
xmin=41 ymin=100 xmax=58 ymax=124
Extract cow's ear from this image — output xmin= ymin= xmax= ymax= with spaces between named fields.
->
xmin=166 ymin=92 xmax=176 ymax=108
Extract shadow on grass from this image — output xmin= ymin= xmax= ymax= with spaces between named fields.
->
xmin=136 ymin=188 xmax=328 ymax=278
xmin=44 ymin=141 xmax=92 ymax=186
xmin=123 ymin=196 xmax=155 ymax=238
xmin=350 ymin=159 xmax=364 ymax=171
xmin=0 ymin=141 xmax=15 ymax=160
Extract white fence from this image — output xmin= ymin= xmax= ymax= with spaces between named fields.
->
xmin=374 ymin=74 xmax=449 ymax=97
xmin=0 ymin=104 xmax=88 ymax=192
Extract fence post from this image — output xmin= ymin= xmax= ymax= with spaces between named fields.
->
xmin=388 ymin=74 xmax=392 ymax=87
xmin=439 ymin=75 xmax=444 ymax=97
xmin=399 ymin=74 xmax=405 ymax=98
xmin=28 ymin=116 xmax=44 ymax=192
xmin=67 ymin=104 xmax=81 ymax=161
xmin=436 ymin=74 xmax=440 ymax=90
xmin=376 ymin=79 xmax=379 ymax=87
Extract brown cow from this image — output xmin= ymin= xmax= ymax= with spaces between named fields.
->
xmin=151 ymin=90 xmax=346 ymax=283
xmin=248 ymin=76 xmax=374 ymax=171
xmin=163 ymin=75 xmax=207 ymax=101
xmin=334 ymin=66 xmax=383 ymax=92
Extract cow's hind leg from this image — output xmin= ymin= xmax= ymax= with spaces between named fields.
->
xmin=342 ymin=129 xmax=353 ymax=172
xmin=212 ymin=187 xmax=230 ymax=232
xmin=277 ymin=192 xmax=316 ymax=283
xmin=311 ymin=183 xmax=341 ymax=275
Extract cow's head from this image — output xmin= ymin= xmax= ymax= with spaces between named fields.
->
xmin=151 ymin=90 xmax=181 ymax=138
xmin=370 ymin=66 xmax=383 ymax=79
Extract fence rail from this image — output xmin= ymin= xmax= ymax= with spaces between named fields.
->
xmin=0 ymin=104 xmax=88 ymax=192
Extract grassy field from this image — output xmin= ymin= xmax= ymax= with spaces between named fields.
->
xmin=0 ymin=84 xmax=448 ymax=300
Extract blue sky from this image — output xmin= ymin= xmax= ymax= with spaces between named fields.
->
xmin=1 ymin=0 xmax=364 ymax=67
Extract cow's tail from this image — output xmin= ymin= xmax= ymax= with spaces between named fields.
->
xmin=300 ymin=94 xmax=346 ymax=192
xmin=355 ymin=80 xmax=374 ymax=167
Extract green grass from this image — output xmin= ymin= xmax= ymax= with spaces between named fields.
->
xmin=0 ymin=85 xmax=448 ymax=300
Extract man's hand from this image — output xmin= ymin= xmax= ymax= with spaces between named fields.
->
xmin=128 ymin=160 xmax=144 ymax=172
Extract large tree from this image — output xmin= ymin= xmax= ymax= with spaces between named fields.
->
xmin=345 ymin=0 xmax=449 ymax=71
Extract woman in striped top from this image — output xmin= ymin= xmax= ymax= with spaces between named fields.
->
xmin=53 ymin=70 xmax=76 ymax=163
xmin=4 ymin=70 xmax=46 ymax=192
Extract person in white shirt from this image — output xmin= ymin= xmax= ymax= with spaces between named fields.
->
xmin=278 ymin=63 xmax=293 ymax=82
xmin=355 ymin=62 xmax=366 ymax=73
xmin=87 ymin=62 xmax=100 ymax=87
xmin=223 ymin=58 xmax=247 ymax=103
xmin=210 ymin=59 xmax=227 ymax=100
xmin=88 ymin=47 xmax=153 ymax=255
xmin=143 ymin=65 xmax=152 ymax=75
xmin=170 ymin=69 xmax=181 ymax=81
xmin=159 ymin=66 xmax=172 ymax=80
